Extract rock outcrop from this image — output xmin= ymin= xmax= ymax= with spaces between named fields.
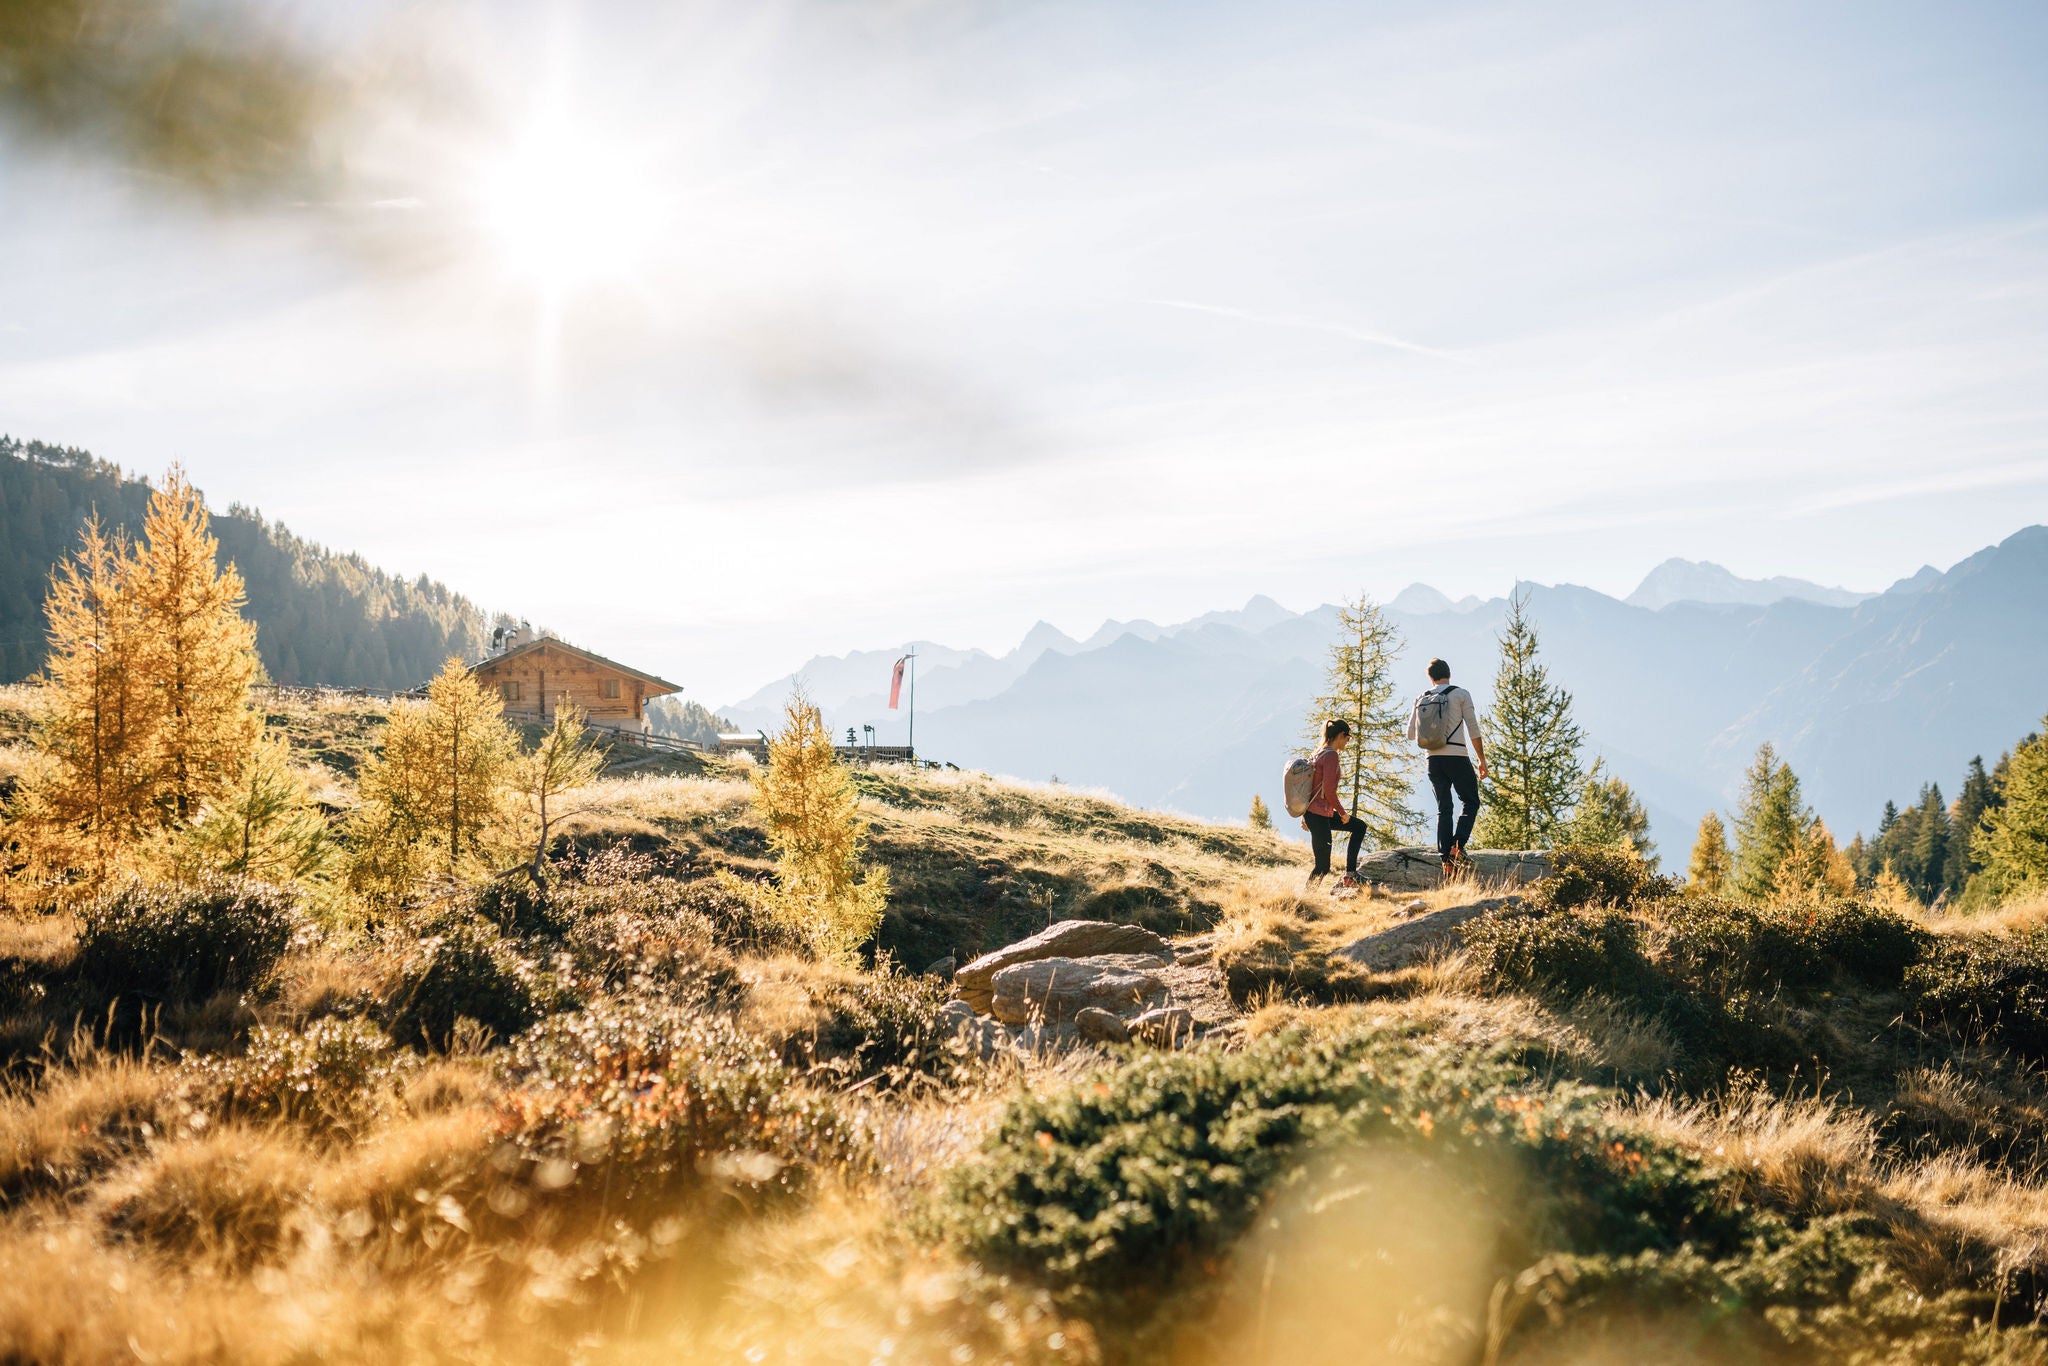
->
xmin=955 ymin=919 xmax=1173 ymax=1012
xmin=988 ymin=954 xmax=1169 ymax=1024
xmin=1352 ymin=848 xmax=1550 ymax=893
xmin=1336 ymin=896 xmax=1519 ymax=971
xmin=937 ymin=917 xmax=1227 ymax=1053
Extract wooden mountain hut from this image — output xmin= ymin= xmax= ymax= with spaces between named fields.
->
xmin=469 ymin=636 xmax=682 ymax=735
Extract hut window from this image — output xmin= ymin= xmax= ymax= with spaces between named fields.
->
xmin=502 ymin=681 xmax=522 ymax=702
xmin=602 ymin=678 xmax=621 ymax=700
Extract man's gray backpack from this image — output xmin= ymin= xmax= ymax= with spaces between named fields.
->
xmin=1282 ymin=756 xmax=1317 ymax=818
xmin=1412 ymin=686 xmax=1461 ymax=750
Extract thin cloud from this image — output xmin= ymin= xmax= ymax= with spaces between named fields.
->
xmin=1784 ymin=458 xmax=2048 ymax=517
xmin=1147 ymin=298 xmax=1465 ymax=362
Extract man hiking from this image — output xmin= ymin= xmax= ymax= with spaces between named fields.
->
xmin=1304 ymin=719 xmax=1369 ymax=888
xmin=1407 ymin=658 xmax=1487 ymax=869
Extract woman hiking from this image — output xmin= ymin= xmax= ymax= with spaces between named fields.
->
xmin=1305 ymin=718 xmax=1369 ymax=889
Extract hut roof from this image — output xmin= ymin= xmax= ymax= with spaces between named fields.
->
xmin=471 ymin=638 xmax=682 ymax=697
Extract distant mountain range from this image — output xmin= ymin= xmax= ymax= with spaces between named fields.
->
xmin=1624 ymin=558 xmax=1873 ymax=611
xmin=720 ymin=528 xmax=2048 ymax=847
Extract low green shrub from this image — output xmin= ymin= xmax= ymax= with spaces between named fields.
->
xmin=384 ymin=920 xmax=574 ymax=1049
xmin=76 ymin=877 xmax=303 ymax=1003
xmin=1907 ymin=929 xmax=2048 ymax=1061
xmin=1532 ymin=842 xmax=1676 ymax=912
xmin=788 ymin=962 xmax=980 ymax=1087
xmin=1661 ymin=895 xmax=1927 ymax=999
xmin=496 ymin=999 xmax=859 ymax=1209
xmin=1464 ymin=904 xmax=1664 ymax=1004
xmin=182 ymin=1018 xmax=415 ymax=1135
xmin=470 ymin=875 xmax=570 ymax=938
xmin=1466 ymin=894 xmax=1930 ymax=1079
xmin=933 ymin=1023 xmax=2021 ymax=1363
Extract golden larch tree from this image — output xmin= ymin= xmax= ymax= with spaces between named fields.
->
xmin=16 ymin=515 xmax=159 ymax=885
xmin=1773 ymin=818 xmax=1857 ymax=902
xmin=176 ymin=733 xmax=332 ymax=884
xmin=517 ymin=702 xmax=607 ymax=890
xmin=724 ymin=691 xmax=889 ymax=965
xmin=1299 ymin=591 xmax=1417 ymax=848
xmin=128 ymin=466 xmax=261 ymax=824
xmin=348 ymin=658 xmax=517 ymax=899
xmin=1688 ymin=811 xmax=1731 ymax=894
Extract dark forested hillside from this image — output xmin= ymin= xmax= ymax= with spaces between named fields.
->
xmin=0 ymin=437 xmax=490 ymax=688
xmin=646 ymin=696 xmax=739 ymax=745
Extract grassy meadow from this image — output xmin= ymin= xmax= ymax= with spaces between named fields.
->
xmin=6 ymin=687 xmax=2048 ymax=1363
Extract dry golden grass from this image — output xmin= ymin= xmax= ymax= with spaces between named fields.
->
xmin=92 ymin=1124 xmax=316 ymax=1270
xmin=1933 ymin=890 xmax=2048 ymax=938
xmin=1621 ymin=1081 xmax=2048 ymax=1300
xmin=0 ymin=1046 xmax=171 ymax=1199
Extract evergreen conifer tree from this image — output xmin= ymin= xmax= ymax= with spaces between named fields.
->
xmin=1688 ymin=811 xmax=1730 ymax=893
xmin=1731 ymin=743 xmax=1808 ymax=900
xmin=1910 ymin=783 xmax=1951 ymax=902
xmin=1977 ymin=719 xmax=2048 ymax=899
xmin=1472 ymin=589 xmax=1584 ymax=849
xmin=1562 ymin=760 xmax=1657 ymax=868
xmin=127 ymin=467 xmax=261 ymax=824
xmin=1950 ymin=757 xmax=1995 ymax=897
xmin=1299 ymin=592 xmax=1417 ymax=849
xmin=722 ymin=692 xmax=889 ymax=965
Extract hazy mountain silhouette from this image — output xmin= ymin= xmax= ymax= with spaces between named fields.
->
xmin=1626 ymin=558 xmax=1874 ymax=610
xmin=724 ymin=529 xmax=2048 ymax=847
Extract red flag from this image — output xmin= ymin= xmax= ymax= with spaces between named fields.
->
xmin=888 ymin=657 xmax=906 ymax=709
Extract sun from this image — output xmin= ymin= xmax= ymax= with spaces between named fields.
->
xmin=475 ymin=120 xmax=665 ymax=291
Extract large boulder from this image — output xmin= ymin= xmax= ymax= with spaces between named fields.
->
xmin=956 ymin=919 xmax=1173 ymax=1012
xmin=989 ymin=954 xmax=1169 ymax=1025
xmin=1353 ymin=848 xmax=1550 ymax=893
xmin=1337 ymin=896 xmax=1518 ymax=971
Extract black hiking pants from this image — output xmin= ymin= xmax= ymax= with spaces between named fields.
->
xmin=1305 ymin=811 xmax=1367 ymax=880
xmin=1428 ymin=755 xmax=1481 ymax=857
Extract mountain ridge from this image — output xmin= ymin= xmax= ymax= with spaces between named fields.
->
xmin=726 ymin=526 xmax=2048 ymax=848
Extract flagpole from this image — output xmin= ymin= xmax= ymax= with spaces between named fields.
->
xmin=907 ymin=646 xmax=917 ymax=764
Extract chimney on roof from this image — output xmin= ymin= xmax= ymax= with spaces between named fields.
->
xmin=490 ymin=621 xmax=537 ymax=656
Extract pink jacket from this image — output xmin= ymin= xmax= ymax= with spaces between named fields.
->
xmin=1308 ymin=747 xmax=1344 ymax=818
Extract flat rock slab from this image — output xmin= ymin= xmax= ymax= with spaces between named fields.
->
xmin=1336 ymin=897 xmax=1519 ymax=972
xmin=956 ymin=919 xmax=1173 ymax=1012
xmin=1353 ymin=848 xmax=1550 ymax=893
xmin=989 ymin=955 xmax=1169 ymax=1024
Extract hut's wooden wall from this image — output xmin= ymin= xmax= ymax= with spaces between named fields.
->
xmin=472 ymin=645 xmax=646 ymax=726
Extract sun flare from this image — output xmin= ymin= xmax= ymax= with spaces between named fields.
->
xmin=475 ymin=122 xmax=665 ymax=290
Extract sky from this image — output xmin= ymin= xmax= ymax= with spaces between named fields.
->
xmin=3 ymin=0 xmax=2047 ymax=706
